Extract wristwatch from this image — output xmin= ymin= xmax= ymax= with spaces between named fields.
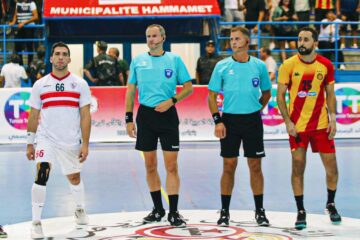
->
xmin=171 ymin=97 xmax=178 ymax=105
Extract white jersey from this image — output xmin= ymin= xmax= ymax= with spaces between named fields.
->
xmin=29 ymin=72 xmax=91 ymax=149
xmin=0 ymin=62 xmax=28 ymax=88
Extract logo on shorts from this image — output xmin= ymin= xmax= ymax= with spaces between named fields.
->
xmin=256 ymin=151 xmax=264 ymax=155
xmin=297 ymin=91 xmax=307 ymax=98
xmin=172 ymin=145 xmax=179 ymax=149
xmin=252 ymin=77 xmax=260 ymax=87
xmin=317 ymin=73 xmax=324 ymax=80
xmin=165 ymin=69 xmax=173 ymax=78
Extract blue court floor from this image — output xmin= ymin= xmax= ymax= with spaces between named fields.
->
xmin=0 ymin=140 xmax=359 ymax=225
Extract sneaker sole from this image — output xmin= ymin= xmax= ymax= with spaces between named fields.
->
xmin=331 ymin=220 xmax=342 ymax=225
xmin=258 ymin=222 xmax=270 ymax=227
xmin=143 ymin=217 xmax=166 ymax=223
xmin=295 ymin=223 xmax=307 ymax=230
xmin=217 ymin=222 xmax=229 ymax=227
xmin=171 ymin=223 xmax=186 ymax=228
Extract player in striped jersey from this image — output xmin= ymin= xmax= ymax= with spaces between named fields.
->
xmin=277 ymin=27 xmax=341 ymax=230
xmin=26 ymin=42 xmax=92 ymax=239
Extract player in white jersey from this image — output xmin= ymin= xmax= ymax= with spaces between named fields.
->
xmin=26 ymin=42 xmax=92 ymax=239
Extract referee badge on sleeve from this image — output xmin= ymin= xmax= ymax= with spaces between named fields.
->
xmin=252 ymin=77 xmax=260 ymax=87
xmin=165 ymin=69 xmax=173 ymax=78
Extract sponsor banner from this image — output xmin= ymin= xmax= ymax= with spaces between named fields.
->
xmin=44 ymin=0 xmax=221 ymax=18
xmin=0 ymin=84 xmax=359 ymax=144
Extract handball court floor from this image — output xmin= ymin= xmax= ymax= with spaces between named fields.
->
xmin=0 ymin=140 xmax=359 ymax=239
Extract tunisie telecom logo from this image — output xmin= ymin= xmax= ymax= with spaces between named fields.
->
xmin=335 ymin=87 xmax=360 ymax=124
xmin=4 ymin=91 xmax=31 ymax=130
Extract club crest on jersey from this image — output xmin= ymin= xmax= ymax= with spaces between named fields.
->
xmin=71 ymin=82 xmax=77 ymax=89
xmin=317 ymin=73 xmax=324 ymax=80
xmin=252 ymin=77 xmax=260 ymax=87
xmin=165 ymin=69 xmax=173 ymax=78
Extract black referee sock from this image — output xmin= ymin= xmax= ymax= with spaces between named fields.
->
xmin=169 ymin=194 xmax=179 ymax=213
xmin=254 ymin=194 xmax=264 ymax=211
xmin=150 ymin=190 xmax=164 ymax=211
xmin=327 ymin=189 xmax=336 ymax=205
xmin=295 ymin=195 xmax=305 ymax=211
xmin=221 ymin=195 xmax=231 ymax=210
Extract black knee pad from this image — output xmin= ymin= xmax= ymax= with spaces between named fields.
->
xmin=35 ymin=162 xmax=50 ymax=186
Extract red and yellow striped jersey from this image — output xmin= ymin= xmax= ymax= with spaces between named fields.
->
xmin=278 ymin=54 xmax=335 ymax=133
xmin=315 ymin=0 xmax=334 ymax=9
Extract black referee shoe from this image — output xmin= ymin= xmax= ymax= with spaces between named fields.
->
xmin=168 ymin=211 xmax=186 ymax=228
xmin=326 ymin=203 xmax=342 ymax=224
xmin=217 ymin=209 xmax=230 ymax=226
xmin=143 ymin=208 xmax=166 ymax=223
xmin=295 ymin=210 xmax=307 ymax=230
xmin=255 ymin=208 xmax=270 ymax=226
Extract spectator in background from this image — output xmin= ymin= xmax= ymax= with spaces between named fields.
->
xmin=84 ymin=41 xmax=123 ymax=86
xmin=294 ymin=0 xmax=310 ymax=29
xmin=272 ymin=0 xmax=298 ymax=62
xmin=339 ymin=0 xmax=359 ymax=49
xmin=314 ymin=0 xmax=340 ymax=31
xmin=244 ymin=0 xmax=266 ymax=51
xmin=28 ymin=45 xmax=46 ymax=86
xmin=318 ymin=10 xmax=345 ymax=70
xmin=260 ymin=47 xmax=277 ymax=83
xmin=0 ymin=54 xmax=28 ymax=88
xmin=0 ymin=225 xmax=6 ymax=238
xmin=9 ymin=0 xmax=38 ymax=66
xmin=108 ymin=47 xmax=129 ymax=85
xmin=196 ymin=40 xmax=223 ymax=85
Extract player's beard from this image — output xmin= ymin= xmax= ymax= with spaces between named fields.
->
xmin=298 ymin=45 xmax=313 ymax=55
xmin=54 ymin=63 xmax=67 ymax=71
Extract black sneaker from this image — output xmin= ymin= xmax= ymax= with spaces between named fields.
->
xmin=217 ymin=209 xmax=230 ymax=226
xmin=326 ymin=203 xmax=342 ymax=224
xmin=143 ymin=208 xmax=166 ymax=223
xmin=295 ymin=210 xmax=307 ymax=230
xmin=255 ymin=208 xmax=270 ymax=226
xmin=167 ymin=211 xmax=186 ymax=228
xmin=0 ymin=225 xmax=7 ymax=238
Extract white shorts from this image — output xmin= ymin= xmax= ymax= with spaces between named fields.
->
xmin=35 ymin=139 xmax=82 ymax=175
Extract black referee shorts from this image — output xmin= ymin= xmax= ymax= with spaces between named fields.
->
xmin=220 ymin=111 xmax=265 ymax=158
xmin=135 ymin=105 xmax=180 ymax=152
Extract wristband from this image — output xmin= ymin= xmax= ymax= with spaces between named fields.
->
xmin=125 ymin=112 xmax=133 ymax=123
xmin=212 ymin=112 xmax=222 ymax=124
xmin=27 ymin=132 xmax=36 ymax=145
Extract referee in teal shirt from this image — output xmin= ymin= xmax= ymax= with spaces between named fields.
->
xmin=208 ymin=26 xmax=272 ymax=227
xmin=125 ymin=24 xmax=193 ymax=228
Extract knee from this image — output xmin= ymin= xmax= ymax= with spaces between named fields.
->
xmin=166 ymin=162 xmax=178 ymax=174
xmin=68 ymin=175 xmax=81 ymax=185
xmin=145 ymin=162 xmax=157 ymax=174
xmin=223 ymin=162 xmax=237 ymax=175
xmin=34 ymin=162 xmax=51 ymax=186
xmin=248 ymin=161 xmax=262 ymax=174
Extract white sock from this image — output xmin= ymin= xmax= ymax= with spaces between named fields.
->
xmin=69 ymin=179 xmax=85 ymax=209
xmin=31 ymin=184 xmax=46 ymax=222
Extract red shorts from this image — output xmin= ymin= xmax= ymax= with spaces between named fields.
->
xmin=289 ymin=129 xmax=336 ymax=153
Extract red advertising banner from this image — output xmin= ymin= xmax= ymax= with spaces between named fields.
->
xmin=44 ymin=0 xmax=221 ymax=18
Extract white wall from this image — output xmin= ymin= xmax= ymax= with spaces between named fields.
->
xmin=171 ymin=43 xmax=200 ymax=79
xmin=68 ymin=44 xmax=84 ymax=78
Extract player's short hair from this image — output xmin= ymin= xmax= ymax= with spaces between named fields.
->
xmin=51 ymin=42 xmax=70 ymax=56
xmin=146 ymin=24 xmax=166 ymax=38
xmin=262 ymin=47 xmax=271 ymax=55
xmin=96 ymin=41 xmax=108 ymax=51
xmin=231 ymin=26 xmax=251 ymax=42
xmin=10 ymin=54 xmax=20 ymax=63
xmin=299 ymin=27 xmax=319 ymax=42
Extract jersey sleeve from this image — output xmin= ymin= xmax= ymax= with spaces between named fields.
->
xmin=128 ymin=59 xmax=137 ymax=85
xmin=277 ymin=62 xmax=291 ymax=85
xmin=30 ymin=1 xmax=37 ymax=11
xmin=260 ymin=61 xmax=272 ymax=91
xmin=325 ymin=60 xmax=335 ymax=85
xmin=29 ymin=81 xmax=42 ymax=110
xmin=79 ymin=80 xmax=92 ymax=108
xmin=176 ymin=56 xmax=192 ymax=84
xmin=208 ymin=62 xmax=222 ymax=93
